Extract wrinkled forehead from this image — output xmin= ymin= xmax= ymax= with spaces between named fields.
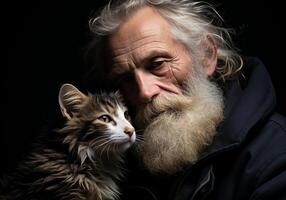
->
xmin=108 ymin=6 xmax=172 ymax=51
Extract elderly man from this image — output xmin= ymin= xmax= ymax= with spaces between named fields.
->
xmin=86 ymin=0 xmax=286 ymax=199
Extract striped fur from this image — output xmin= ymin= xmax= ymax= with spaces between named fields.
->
xmin=0 ymin=84 xmax=136 ymax=200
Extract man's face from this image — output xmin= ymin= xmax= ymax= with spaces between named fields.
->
xmin=108 ymin=6 xmax=193 ymax=109
xmin=107 ymin=6 xmax=223 ymax=174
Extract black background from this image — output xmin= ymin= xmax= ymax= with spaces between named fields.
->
xmin=2 ymin=1 xmax=284 ymax=173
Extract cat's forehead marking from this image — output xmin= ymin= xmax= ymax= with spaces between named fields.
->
xmin=92 ymin=94 xmax=125 ymax=116
xmin=105 ymin=103 xmax=126 ymax=117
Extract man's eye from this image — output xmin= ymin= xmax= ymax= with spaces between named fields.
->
xmin=150 ymin=60 xmax=165 ymax=69
xmin=98 ymin=115 xmax=112 ymax=123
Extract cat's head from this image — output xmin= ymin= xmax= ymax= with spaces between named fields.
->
xmin=58 ymin=83 xmax=136 ymax=163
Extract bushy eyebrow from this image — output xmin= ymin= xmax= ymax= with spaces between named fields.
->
xmin=108 ymin=49 xmax=172 ymax=79
xmin=138 ymin=49 xmax=172 ymax=66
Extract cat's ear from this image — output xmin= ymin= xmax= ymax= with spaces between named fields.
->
xmin=114 ymin=90 xmax=123 ymax=101
xmin=58 ymin=83 xmax=87 ymax=120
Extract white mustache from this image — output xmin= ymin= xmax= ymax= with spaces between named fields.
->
xmin=135 ymin=92 xmax=193 ymax=129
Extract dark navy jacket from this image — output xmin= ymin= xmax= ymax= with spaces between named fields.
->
xmin=121 ymin=57 xmax=286 ymax=200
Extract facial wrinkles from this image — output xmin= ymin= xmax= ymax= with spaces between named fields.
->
xmin=169 ymin=52 xmax=191 ymax=86
xmin=109 ymin=11 xmax=172 ymax=72
xmin=108 ymin=6 xmax=192 ymax=100
xmin=111 ymin=35 xmax=169 ymax=69
xmin=111 ymin=35 xmax=181 ymax=81
xmin=111 ymin=32 xmax=161 ymax=56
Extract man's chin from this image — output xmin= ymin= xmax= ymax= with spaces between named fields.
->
xmin=135 ymin=77 xmax=224 ymax=174
xmin=140 ymin=111 xmax=214 ymax=174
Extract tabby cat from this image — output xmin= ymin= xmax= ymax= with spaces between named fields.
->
xmin=0 ymin=83 xmax=136 ymax=200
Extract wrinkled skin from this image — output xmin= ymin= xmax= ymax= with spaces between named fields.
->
xmin=107 ymin=6 xmax=217 ymax=109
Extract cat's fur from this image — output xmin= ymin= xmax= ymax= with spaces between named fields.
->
xmin=0 ymin=84 xmax=136 ymax=200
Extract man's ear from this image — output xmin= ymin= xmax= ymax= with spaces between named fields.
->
xmin=203 ymin=35 xmax=217 ymax=76
xmin=58 ymin=83 xmax=87 ymax=120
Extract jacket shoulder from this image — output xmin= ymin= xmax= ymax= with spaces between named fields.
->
xmin=250 ymin=112 xmax=286 ymax=159
xmin=248 ymin=112 xmax=286 ymax=199
xmin=268 ymin=112 xmax=286 ymax=132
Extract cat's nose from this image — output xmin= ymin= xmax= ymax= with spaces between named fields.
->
xmin=124 ymin=127 xmax=134 ymax=137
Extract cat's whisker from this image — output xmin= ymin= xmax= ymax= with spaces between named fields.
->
xmin=135 ymin=129 xmax=145 ymax=133
xmin=115 ymin=143 xmax=121 ymax=156
xmin=136 ymin=138 xmax=144 ymax=142
xmin=99 ymin=142 xmax=113 ymax=160
xmin=109 ymin=136 xmax=127 ymax=141
xmin=135 ymin=134 xmax=145 ymax=143
xmin=103 ymin=143 xmax=110 ymax=160
xmin=136 ymin=134 xmax=144 ymax=139
xmin=93 ymin=140 xmax=113 ymax=152
xmin=2 ymin=83 xmax=136 ymax=199
xmin=107 ymin=142 xmax=115 ymax=160
xmin=95 ymin=135 xmax=111 ymax=140
xmin=135 ymin=139 xmax=144 ymax=144
xmin=90 ymin=137 xmax=112 ymax=146
xmin=90 ymin=139 xmax=109 ymax=147
xmin=92 ymin=135 xmax=111 ymax=141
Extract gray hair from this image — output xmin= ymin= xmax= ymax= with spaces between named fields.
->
xmin=87 ymin=0 xmax=243 ymax=87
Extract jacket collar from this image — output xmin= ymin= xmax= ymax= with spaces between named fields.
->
xmin=170 ymin=57 xmax=277 ymax=200
xmin=199 ymin=57 xmax=277 ymax=161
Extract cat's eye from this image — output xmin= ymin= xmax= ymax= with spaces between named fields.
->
xmin=98 ymin=115 xmax=112 ymax=123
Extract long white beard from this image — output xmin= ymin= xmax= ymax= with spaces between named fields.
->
xmin=135 ymin=68 xmax=224 ymax=174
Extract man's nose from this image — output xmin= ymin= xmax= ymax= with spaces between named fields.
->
xmin=134 ymin=70 xmax=160 ymax=103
